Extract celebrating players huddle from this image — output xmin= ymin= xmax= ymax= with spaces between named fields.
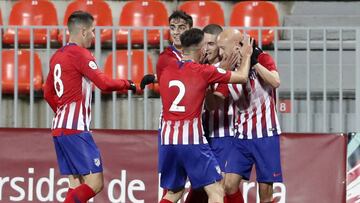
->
xmin=141 ymin=10 xmax=282 ymax=203
xmin=44 ymin=10 xmax=281 ymax=203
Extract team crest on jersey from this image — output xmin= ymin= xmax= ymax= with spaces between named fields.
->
xmin=89 ymin=61 xmax=98 ymax=70
xmin=94 ymin=158 xmax=101 ymax=167
xmin=217 ymin=68 xmax=226 ymax=74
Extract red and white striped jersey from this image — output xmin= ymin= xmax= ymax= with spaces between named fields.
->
xmin=203 ymin=96 xmax=235 ymax=138
xmin=216 ymin=52 xmax=281 ymax=139
xmin=51 ymin=76 xmax=92 ymax=132
xmin=156 ymin=45 xmax=183 ymax=79
xmin=159 ymin=60 xmax=231 ymax=145
xmin=156 ymin=45 xmax=183 ymax=129
xmin=203 ymin=63 xmax=235 ymax=138
xmin=161 ymin=116 xmax=208 ymax=145
xmin=44 ymin=43 xmax=130 ymax=136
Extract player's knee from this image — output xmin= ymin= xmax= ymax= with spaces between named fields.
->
xmin=224 ymin=179 xmax=238 ymax=195
xmin=259 ymin=183 xmax=273 ymax=201
xmin=217 ymin=184 xmax=225 ymax=197
xmin=205 ymin=182 xmax=224 ymax=200
xmin=88 ymin=178 xmax=104 ymax=194
xmin=91 ymin=184 xmax=103 ymax=194
xmin=208 ymin=185 xmax=224 ymax=203
xmin=97 ymin=181 xmax=104 ymax=193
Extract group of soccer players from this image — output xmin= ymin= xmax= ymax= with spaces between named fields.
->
xmin=43 ymin=9 xmax=282 ymax=203
xmin=141 ymin=10 xmax=282 ymax=203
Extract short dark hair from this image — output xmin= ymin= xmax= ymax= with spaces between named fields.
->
xmin=169 ymin=10 xmax=193 ymax=28
xmin=67 ymin=11 xmax=94 ymax=34
xmin=180 ymin=28 xmax=204 ymax=48
xmin=203 ymin=24 xmax=223 ymax=35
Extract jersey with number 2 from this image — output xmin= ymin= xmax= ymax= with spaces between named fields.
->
xmin=159 ymin=61 xmax=231 ymax=145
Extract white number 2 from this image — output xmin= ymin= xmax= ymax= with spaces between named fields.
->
xmin=54 ymin=64 xmax=64 ymax=97
xmin=169 ymin=80 xmax=186 ymax=112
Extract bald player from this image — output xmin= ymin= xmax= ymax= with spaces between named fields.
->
xmin=216 ymin=29 xmax=282 ymax=203
xmin=185 ymin=25 xmax=244 ymax=203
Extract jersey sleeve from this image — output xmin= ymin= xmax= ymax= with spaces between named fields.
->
xmin=258 ymin=52 xmax=277 ymax=72
xmin=156 ymin=53 xmax=172 ymax=81
xmin=200 ymin=64 xmax=231 ymax=85
xmin=43 ymin=65 xmax=58 ymax=113
xmin=75 ymin=50 xmax=130 ymax=91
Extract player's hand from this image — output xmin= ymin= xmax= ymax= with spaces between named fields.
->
xmin=128 ymin=80 xmax=137 ymax=94
xmin=240 ymin=34 xmax=254 ymax=58
xmin=140 ymin=74 xmax=156 ymax=89
xmin=199 ymin=47 xmax=208 ymax=64
xmin=250 ymin=39 xmax=263 ymax=67
xmin=219 ymin=52 xmax=239 ymax=71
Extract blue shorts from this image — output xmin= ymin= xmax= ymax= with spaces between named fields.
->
xmin=225 ymin=135 xmax=283 ymax=183
xmin=53 ymin=131 xmax=103 ymax=175
xmin=159 ymin=144 xmax=222 ymax=190
xmin=208 ymin=136 xmax=234 ymax=172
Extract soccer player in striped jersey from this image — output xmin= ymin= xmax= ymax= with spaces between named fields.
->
xmin=202 ymin=25 xmax=237 ymax=169
xmin=139 ymin=10 xmax=193 ymax=200
xmin=43 ymin=11 xmax=136 ymax=203
xmin=215 ymin=29 xmax=282 ymax=203
xmin=185 ymin=24 xmax=241 ymax=203
xmin=158 ymin=28 xmax=253 ymax=203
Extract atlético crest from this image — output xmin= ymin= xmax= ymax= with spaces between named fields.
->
xmin=94 ymin=158 xmax=101 ymax=167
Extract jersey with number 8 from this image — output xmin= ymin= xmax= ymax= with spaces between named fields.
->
xmin=54 ymin=64 xmax=64 ymax=97
xmin=44 ymin=43 xmax=130 ymax=135
xmin=158 ymin=60 xmax=231 ymax=145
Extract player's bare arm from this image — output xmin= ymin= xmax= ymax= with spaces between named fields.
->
xmin=254 ymin=64 xmax=281 ymax=88
xmin=250 ymin=38 xmax=280 ymax=88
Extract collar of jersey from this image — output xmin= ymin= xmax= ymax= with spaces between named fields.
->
xmin=66 ymin=42 xmax=77 ymax=46
xmin=169 ymin=44 xmax=182 ymax=55
xmin=177 ymin=59 xmax=193 ymax=69
xmin=61 ymin=43 xmax=77 ymax=51
xmin=180 ymin=59 xmax=193 ymax=63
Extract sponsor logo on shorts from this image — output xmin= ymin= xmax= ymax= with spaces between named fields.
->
xmin=273 ymin=172 xmax=281 ymax=177
xmin=94 ymin=158 xmax=101 ymax=167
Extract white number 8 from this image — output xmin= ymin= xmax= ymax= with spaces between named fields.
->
xmin=279 ymin=102 xmax=287 ymax=112
xmin=54 ymin=64 xmax=64 ymax=97
xmin=169 ymin=80 xmax=186 ymax=112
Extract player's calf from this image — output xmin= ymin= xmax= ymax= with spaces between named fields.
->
xmin=259 ymin=182 xmax=273 ymax=203
xmin=223 ymin=173 xmax=244 ymax=203
xmin=224 ymin=173 xmax=242 ymax=195
xmin=82 ymin=172 xmax=104 ymax=194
